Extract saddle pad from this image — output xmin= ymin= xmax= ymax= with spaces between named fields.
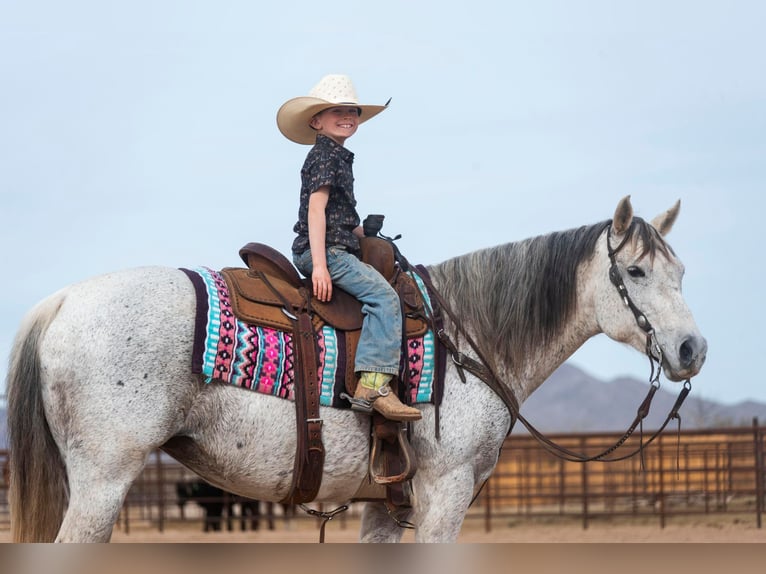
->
xmin=181 ymin=267 xmax=438 ymax=406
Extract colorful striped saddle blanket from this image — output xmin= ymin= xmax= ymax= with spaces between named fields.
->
xmin=181 ymin=266 xmax=441 ymax=407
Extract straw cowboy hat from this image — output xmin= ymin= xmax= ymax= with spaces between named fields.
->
xmin=277 ymin=74 xmax=389 ymax=144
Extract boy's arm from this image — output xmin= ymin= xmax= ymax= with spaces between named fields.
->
xmin=307 ymin=187 xmax=332 ymax=302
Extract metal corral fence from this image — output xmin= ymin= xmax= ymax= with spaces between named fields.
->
xmin=474 ymin=420 xmax=765 ymax=531
xmin=0 ymin=422 xmax=763 ymax=535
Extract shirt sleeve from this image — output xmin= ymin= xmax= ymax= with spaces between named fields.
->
xmin=304 ymin=154 xmax=339 ymax=195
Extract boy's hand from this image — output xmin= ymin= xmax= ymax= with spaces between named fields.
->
xmin=312 ymin=265 xmax=333 ymax=302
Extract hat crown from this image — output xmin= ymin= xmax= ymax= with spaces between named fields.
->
xmin=308 ymin=74 xmax=360 ymax=105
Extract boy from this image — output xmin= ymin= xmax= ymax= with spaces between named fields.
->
xmin=277 ymin=74 xmax=421 ymax=422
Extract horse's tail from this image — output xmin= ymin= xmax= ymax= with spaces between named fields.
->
xmin=7 ymin=290 xmax=68 ymax=542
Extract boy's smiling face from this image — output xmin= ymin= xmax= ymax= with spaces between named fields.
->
xmin=310 ymin=106 xmax=360 ymax=145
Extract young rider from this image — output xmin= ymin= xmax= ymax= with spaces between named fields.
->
xmin=277 ymin=74 xmax=421 ymax=422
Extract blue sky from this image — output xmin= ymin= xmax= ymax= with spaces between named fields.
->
xmin=1 ymin=1 xmax=764 ymax=406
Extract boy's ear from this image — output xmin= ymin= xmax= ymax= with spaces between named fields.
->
xmin=309 ymin=115 xmax=321 ymax=130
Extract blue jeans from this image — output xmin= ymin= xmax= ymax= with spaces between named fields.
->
xmin=294 ymin=247 xmax=402 ymax=375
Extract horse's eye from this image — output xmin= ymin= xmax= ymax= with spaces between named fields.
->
xmin=627 ymin=266 xmax=645 ymax=278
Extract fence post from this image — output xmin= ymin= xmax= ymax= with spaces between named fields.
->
xmin=558 ymin=458 xmax=566 ymax=515
xmin=122 ymin=499 xmax=130 ymax=535
xmin=581 ymin=437 xmax=589 ymax=530
xmin=754 ymin=418 xmax=763 ymax=529
xmin=484 ymin=477 xmax=492 ymax=533
xmin=658 ymin=436 xmax=666 ymax=529
xmin=156 ymin=450 xmax=165 ymax=533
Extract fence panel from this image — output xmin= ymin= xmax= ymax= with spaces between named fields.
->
xmin=471 ymin=424 xmax=765 ymax=531
xmin=0 ymin=425 xmax=763 ymax=535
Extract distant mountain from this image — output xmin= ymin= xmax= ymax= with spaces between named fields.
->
xmin=519 ymin=363 xmax=766 ymax=433
xmin=2 ymin=364 xmax=765 ymax=449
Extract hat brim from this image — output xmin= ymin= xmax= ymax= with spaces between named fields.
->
xmin=277 ymin=97 xmax=387 ymax=145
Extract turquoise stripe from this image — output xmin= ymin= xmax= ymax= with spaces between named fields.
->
xmin=230 ymin=319 xmax=248 ymax=386
xmin=409 ymin=271 xmax=435 ymax=403
xmin=319 ymin=326 xmax=337 ymax=406
xmin=250 ymin=327 xmax=263 ymax=390
xmin=197 ymin=267 xmax=222 ymax=382
xmin=417 ymin=330 xmax=436 ymax=403
xmin=252 ymin=326 xmax=267 ymax=393
xmin=274 ymin=330 xmax=286 ymax=392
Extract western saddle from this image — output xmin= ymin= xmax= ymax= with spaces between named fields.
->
xmin=220 ymin=238 xmax=434 ymax=507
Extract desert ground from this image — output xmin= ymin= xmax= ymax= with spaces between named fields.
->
xmin=1 ymin=513 xmax=764 ymax=543
xmin=91 ymin=515 xmax=766 ymax=543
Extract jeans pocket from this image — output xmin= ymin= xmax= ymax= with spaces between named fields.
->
xmin=326 ymin=247 xmax=348 ymax=267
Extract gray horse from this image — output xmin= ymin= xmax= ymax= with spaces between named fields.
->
xmin=6 ymin=196 xmax=706 ymax=542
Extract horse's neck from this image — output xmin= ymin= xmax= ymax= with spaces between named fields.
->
xmin=429 ymin=245 xmax=601 ymax=404
xmin=511 ymin=307 xmax=599 ymax=402
xmin=505 ymin=259 xmax=601 ymax=402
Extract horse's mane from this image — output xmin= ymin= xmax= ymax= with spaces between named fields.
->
xmin=427 ymin=217 xmax=672 ymax=374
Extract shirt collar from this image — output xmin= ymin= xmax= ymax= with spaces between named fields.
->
xmin=316 ymin=134 xmax=354 ymax=162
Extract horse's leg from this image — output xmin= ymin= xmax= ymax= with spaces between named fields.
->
xmin=359 ymin=501 xmax=409 ymax=543
xmin=202 ymin=506 xmax=212 ymax=532
xmin=283 ymin=503 xmax=295 ymax=531
xmin=56 ymin=449 xmax=148 ymax=543
xmin=225 ymin=494 xmax=234 ymax=531
xmin=252 ymin=501 xmax=261 ymax=531
xmin=411 ymin=466 xmax=475 ymax=543
xmin=239 ymin=500 xmax=247 ymax=532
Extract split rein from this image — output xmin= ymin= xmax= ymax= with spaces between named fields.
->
xmin=393 ymin=224 xmax=693 ymax=467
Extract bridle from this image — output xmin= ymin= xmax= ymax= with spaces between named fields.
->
xmin=401 ymin=221 xmax=692 ymax=465
xmin=606 ymin=223 xmax=664 ymax=385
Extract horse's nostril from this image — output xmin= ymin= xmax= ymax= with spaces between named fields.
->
xmin=679 ymin=338 xmax=695 ymax=368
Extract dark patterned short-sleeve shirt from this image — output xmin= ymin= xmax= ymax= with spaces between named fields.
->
xmin=292 ymin=134 xmax=361 ymax=256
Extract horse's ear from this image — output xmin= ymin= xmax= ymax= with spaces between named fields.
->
xmin=613 ymin=195 xmax=633 ymax=235
xmin=651 ymin=199 xmax=681 ymax=236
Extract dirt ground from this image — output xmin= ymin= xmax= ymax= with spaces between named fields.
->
xmin=109 ymin=514 xmax=765 ymax=543
xmin=2 ymin=514 xmax=763 ymax=543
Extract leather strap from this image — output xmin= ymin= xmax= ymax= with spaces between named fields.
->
xmin=282 ymin=309 xmax=325 ymax=504
xmin=407 ymin=265 xmax=521 ymax=428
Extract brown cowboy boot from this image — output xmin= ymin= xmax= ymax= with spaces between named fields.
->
xmin=349 ymin=372 xmax=422 ymax=422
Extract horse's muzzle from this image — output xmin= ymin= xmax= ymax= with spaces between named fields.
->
xmin=666 ymin=334 xmax=708 ymax=381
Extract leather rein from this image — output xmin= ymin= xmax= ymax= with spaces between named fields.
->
xmin=398 ymin=223 xmax=692 ymax=464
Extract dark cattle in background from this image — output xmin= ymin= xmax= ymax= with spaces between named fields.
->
xmin=175 ymin=479 xmax=270 ymax=532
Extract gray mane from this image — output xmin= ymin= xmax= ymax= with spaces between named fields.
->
xmin=427 ymin=217 xmax=670 ymax=374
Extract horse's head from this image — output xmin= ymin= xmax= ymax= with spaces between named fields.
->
xmin=594 ymin=196 xmax=707 ymax=382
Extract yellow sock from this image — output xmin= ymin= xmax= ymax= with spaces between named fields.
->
xmin=359 ymin=372 xmax=392 ymax=391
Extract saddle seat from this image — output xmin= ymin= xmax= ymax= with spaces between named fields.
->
xmin=227 ymin=238 xmax=428 ymax=339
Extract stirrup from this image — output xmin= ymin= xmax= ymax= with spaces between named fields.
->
xmin=370 ymin=423 xmax=417 ymax=485
xmin=340 ymin=385 xmax=390 ymax=414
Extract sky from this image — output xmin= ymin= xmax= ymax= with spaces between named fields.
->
xmin=1 ymin=1 xmax=764 ymax=407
